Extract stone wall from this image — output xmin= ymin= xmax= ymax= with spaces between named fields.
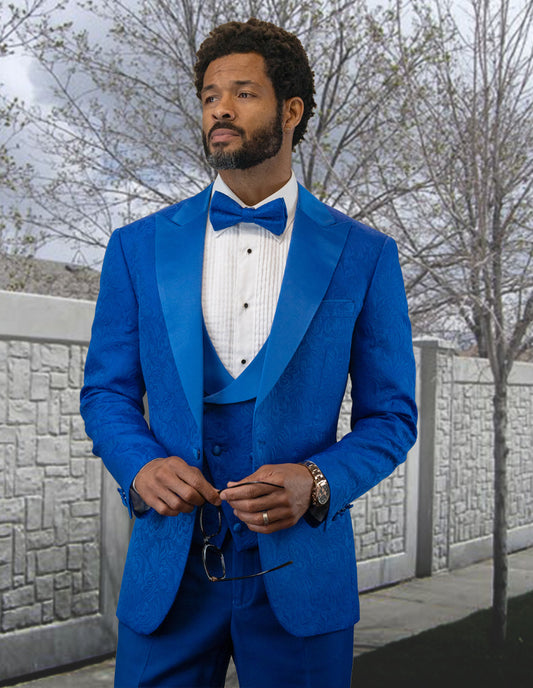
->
xmin=0 ymin=338 xmax=99 ymax=630
xmin=0 ymin=291 xmax=129 ymax=682
xmin=338 ymin=351 xmax=420 ymax=591
xmin=416 ymin=340 xmax=533 ymax=574
xmin=0 ymin=291 xmax=532 ymax=681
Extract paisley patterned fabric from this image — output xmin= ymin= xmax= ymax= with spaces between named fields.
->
xmin=80 ymin=186 xmax=417 ymax=637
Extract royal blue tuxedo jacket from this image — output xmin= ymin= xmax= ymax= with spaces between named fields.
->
xmin=80 ymin=184 xmax=417 ymax=637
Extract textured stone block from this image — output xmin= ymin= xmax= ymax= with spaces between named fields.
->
xmin=42 ymin=599 xmax=54 ymax=623
xmin=30 ymin=342 xmax=41 ymax=370
xmin=41 ymin=344 xmax=69 ymax=370
xmin=36 ymin=546 xmax=67 ymax=574
xmin=68 ymin=544 xmax=83 ymax=570
xmin=71 ymin=501 xmax=100 ymax=517
xmin=36 ymin=400 xmax=49 ymax=434
xmin=72 ymin=571 xmax=82 ymax=593
xmin=26 ymin=530 xmax=55 ymax=550
xmin=0 ymin=563 xmax=11 ymax=590
xmin=71 ymin=459 xmax=86 ymax=477
xmin=71 ymin=439 xmax=93 ymax=458
xmin=60 ymin=389 xmax=80 ymax=415
xmin=54 ymin=587 xmax=73 ymax=620
xmin=0 ymin=427 xmax=17 ymax=443
xmin=13 ymin=527 xmax=25 ymax=575
xmin=36 ymin=436 xmax=70 ymax=465
xmin=7 ymin=400 xmax=36 ymax=425
xmin=47 ymin=392 xmax=61 ymax=435
xmin=35 ymin=574 xmax=54 ymax=601
xmin=70 ymin=517 xmax=99 ymax=543
xmin=0 ymin=498 xmax=24 ymax=523
xmin=4 ymin=443 xmax=15 ymax=497
xmin=85 ymin=459 xmax=102 ymax=499
xmin=42 ymin=481 xmax=55 ymax=528
xmin=0 ymin=341 xmax=7 ymax=370
xmin=0 ymin=535 xmax=12 ymax=565
xmin=53 ymin=478 xmax=84 ymax=503
xmin=54 ymin=571 xmax=71 ymax=589
xmin=0 ymin=387 xmax=6 ymax=424
xmin=15 ymin=466 xmax=44 ymax=496
xmin=16 ymin=426 xmax=37 ymax=466
xmin=69 ymin=346 xmax=82 ymax=387
xmin=2 ymin=603 xmax=42 ymax=631
xmin=8 ymin=358 xmax=31 ymax=399
xmin=2 ymin=584 xmax=34 ymax=609
xmin=45 ymin=465 xmax=70 ymax=477
xmin=71 ymin=415 xmax=88 ymax=441
xmin=82 ymin=543 xmax=99 ymax=590
xmin=25 ymin=496 xmax=43 ymax=531
xmin=50 ymin=372 xmax=68 ymax=389
xmin=30 ymin=373 xmax=49 ymax=401
xmin=72 ymin=590 xmax=99 ymax=616
xmin=8 ymin=341 xmax=31 ymax=358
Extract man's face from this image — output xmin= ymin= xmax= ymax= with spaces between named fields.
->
xmin=201 ymin=52 xmax=284 ymax=170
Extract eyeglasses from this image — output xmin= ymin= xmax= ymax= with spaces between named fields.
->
xmin=200 ymin=481 xmax=293 ymax=582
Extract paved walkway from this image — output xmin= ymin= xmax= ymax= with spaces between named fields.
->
xmin=10 ymin=547 xmax=533 ymax=688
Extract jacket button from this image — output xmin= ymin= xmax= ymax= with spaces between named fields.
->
xmin=212 ymin=445 xmax=222 ymax=456
xmin=233 ymin=522 xmax=243 ymax=534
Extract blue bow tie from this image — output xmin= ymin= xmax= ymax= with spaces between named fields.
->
xmin=209 ymin=191 xmax=288 ymax=236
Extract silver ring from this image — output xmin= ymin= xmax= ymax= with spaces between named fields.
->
xmin=262 ymin=511 xmax=269 ymax=526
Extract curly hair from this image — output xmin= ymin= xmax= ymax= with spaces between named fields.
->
xmin=194 ymin=18 xmax=316 ymax=147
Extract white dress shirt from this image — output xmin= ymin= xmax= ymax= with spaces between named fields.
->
xmin=202 ymin=172 xmax=298 ymax=378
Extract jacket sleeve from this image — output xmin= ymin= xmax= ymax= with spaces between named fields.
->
xmin=80 ymin=229 xmax=167 ymax=516
xmin=309 ymin=237 xmax=418 ymax=525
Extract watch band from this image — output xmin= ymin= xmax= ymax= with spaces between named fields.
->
xmin=300 ymin=460 xmax=330 ymax=507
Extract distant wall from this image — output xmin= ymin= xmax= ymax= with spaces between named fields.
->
xmin=0 ymin=291 xmax=129 ymax=682
xmin=415 ymin=340 xmax=533 ymax=574
xmin=0 ymin=291 xmax=532 ymax=681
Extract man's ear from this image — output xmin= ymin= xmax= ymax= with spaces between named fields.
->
xmin=283 ymin=97 xmax=304 ymax=132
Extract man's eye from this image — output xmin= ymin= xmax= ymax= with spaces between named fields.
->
xmin=239 ymin=92 xmax=253 ymax=98
xmin=204 ymin=95 xmax=216 ymax=104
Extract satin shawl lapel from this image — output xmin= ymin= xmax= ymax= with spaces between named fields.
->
xmin=155 ymin=185 xmax=212 ymax=435
xmin=257 ymin=185 xmax=351 ymax=408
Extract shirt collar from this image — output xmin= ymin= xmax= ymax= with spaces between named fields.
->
xmin=210 ymin=172 xmax=298 ymax=240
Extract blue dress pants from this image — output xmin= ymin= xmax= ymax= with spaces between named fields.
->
xmin=114 ymin=533 xmax=354 ymax=688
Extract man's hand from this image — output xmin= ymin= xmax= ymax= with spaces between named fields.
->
xmin=134 ymin=456 xmax=221 ymax=516
xmin=220 ymin=464 xmax=313 ymax=533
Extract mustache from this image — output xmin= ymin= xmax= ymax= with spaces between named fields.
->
xmin=208 ymin=122 xmax=245 ymax=139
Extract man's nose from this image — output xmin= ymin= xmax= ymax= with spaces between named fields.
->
xmin=213 ymin=95 xmax=235 ymax=120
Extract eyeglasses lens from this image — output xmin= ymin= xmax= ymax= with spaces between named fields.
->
xmin=203 ymin=543 xmax=226 ymax=581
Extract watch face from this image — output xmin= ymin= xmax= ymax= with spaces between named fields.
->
xmin=316 ymin=482 xmax=330 ymax=505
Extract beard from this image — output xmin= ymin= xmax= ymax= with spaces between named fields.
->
xmin=203 ymin=108 xmax=284 ymax=170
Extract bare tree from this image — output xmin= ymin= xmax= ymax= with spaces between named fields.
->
xmin=391 ymin=0 xmax=533 ymax=647
xmin=12 ymin=0 xmax=436 ymax=256
xmin=0 ymin=0 xmax=67 ymax=254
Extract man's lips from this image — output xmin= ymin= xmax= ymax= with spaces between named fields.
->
xmin=209 ymin=128 xmax=240 ymax=144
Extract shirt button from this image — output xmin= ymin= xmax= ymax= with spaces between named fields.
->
xmin=233 ymin=522 xmax=243 ymax=534
xmin=212 ymin=445 xmax=221 ymax=456
xmin=247 ymin=248 xmax=252 ymax=254
xmin=241 ymin=359 xmax=247 ymax=365
xmin=243 ymin=302 xmax=249 ymax=309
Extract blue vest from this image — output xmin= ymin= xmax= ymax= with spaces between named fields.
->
xmin=200 ymin=323 xmax=268 ymax=552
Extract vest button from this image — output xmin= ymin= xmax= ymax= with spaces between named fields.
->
xmin=233 ymin=522 xmax=243 ymax=534
xmin=212 ymin=445 xmax=222 ymax=456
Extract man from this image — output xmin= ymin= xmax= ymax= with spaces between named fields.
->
xmin=81 ymin=17 xmax=417 ymax=688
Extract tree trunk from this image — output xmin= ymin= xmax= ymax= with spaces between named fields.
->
xmin=491 ymin=375 xmax=509 ymax=650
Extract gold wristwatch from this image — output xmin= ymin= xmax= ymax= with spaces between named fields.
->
xmin=300 ymin=460 xmax=330 ymax=506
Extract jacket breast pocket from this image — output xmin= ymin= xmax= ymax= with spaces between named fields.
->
xmin=314 ymin=299 xmax=356 ymax=319
xmin=308 ymin=299 xmax=357 ymax=346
